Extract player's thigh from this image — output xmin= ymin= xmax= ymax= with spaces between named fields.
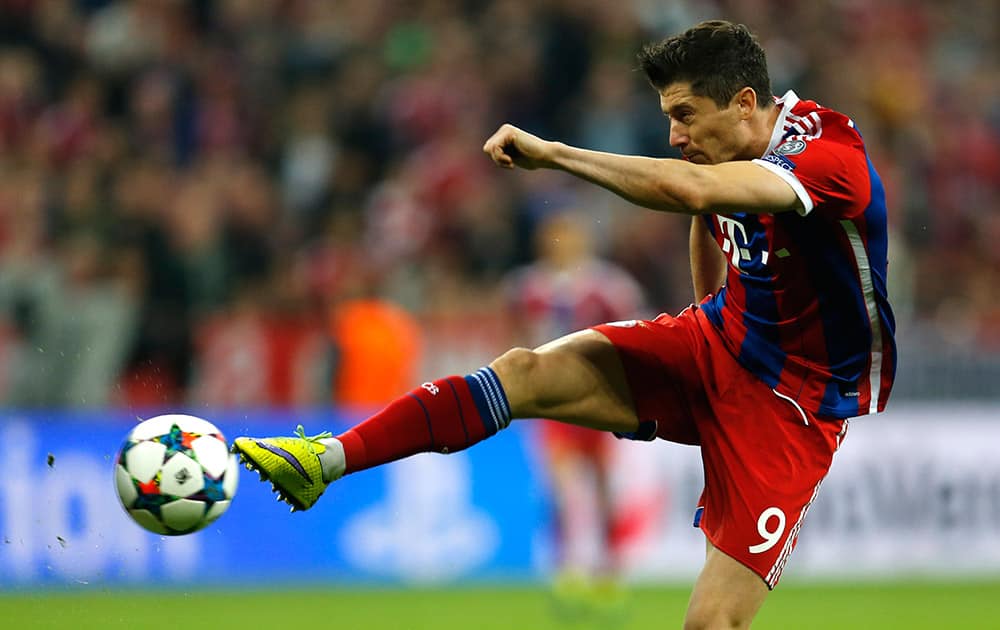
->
xmin=685 ymin=542 xmax=769 ymax=630
xmin=490 ymin=328 xmax=638 ymax=433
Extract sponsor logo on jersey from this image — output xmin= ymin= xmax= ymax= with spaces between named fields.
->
xmin=717 ymin=216 xmax=752 ymax=266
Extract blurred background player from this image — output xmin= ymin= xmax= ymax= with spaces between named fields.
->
xmin=503 ymin=209 xmax=645 ymax=613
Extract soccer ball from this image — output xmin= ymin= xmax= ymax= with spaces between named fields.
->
xmin=115 ymin=414 xmax=239 ymax=535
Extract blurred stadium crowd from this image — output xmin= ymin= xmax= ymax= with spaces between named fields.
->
xmin=0 ymin=0 xmax=997 ymax=408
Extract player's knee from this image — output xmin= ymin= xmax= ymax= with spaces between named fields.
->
xmin=491 ymin=346 xmax=554 ymax=415
xmin=491 ymin=346 xmax=542 ymax=390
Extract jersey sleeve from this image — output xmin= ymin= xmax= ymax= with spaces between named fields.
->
xmin=753 ymin=128 xmax=871 ymax=219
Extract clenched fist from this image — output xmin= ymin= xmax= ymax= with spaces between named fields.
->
xmin=482 ymin=124 xmax=555 ymax=170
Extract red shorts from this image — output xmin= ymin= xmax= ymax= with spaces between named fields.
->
xmin=593 ymin=307 xmax=848 ymax=588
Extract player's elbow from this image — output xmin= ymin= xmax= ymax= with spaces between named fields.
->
xmin=662 ymin=179 xmax=711 ymax=215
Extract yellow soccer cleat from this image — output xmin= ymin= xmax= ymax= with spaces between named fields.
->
xmin=231 ymin=425 xmax=342 ymax=512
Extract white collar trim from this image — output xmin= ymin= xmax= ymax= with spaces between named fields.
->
xmin=762 ymin=90 xmax=800 ymax=157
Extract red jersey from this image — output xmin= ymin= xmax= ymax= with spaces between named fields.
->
xmin=700 ymin=91 xmax=897 ymax=419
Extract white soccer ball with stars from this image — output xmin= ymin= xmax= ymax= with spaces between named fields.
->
xmin=115 ymin=414 xmax=239 ymax=535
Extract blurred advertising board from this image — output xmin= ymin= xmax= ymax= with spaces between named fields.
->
xmin=1 ymin=404 xmax=998 ymax=588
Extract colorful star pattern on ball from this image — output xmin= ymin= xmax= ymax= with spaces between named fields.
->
xmin=156 ymin=424 xmax=200 ymax=458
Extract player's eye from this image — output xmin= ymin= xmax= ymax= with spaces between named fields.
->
xmin=671 ymin=110 xmax=693 ymax=124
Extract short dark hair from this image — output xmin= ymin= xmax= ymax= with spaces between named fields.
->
xmin=637 ymin=20 xmax=773 ymax=108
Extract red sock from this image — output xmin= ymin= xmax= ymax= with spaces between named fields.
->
xmin=336 ymin=369 xmax=511 ymax=474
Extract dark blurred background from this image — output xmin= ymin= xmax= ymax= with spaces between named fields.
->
xmin=0 ymin=0 xmax=997 ymax=411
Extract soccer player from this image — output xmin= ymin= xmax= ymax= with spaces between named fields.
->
xmin=235 ymin=20 xmax=896 ymax=628
xmin=503 ymin=210 xmax=645 ymax=607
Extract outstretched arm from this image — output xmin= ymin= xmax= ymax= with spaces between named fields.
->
xmin=483 ymin=123 xmax=802 ymax=216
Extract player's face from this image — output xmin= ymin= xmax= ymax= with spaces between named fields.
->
xmin=659 ymin=83 xmax=750 ymax=164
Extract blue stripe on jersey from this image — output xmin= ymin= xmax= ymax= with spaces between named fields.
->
xmin=792 ymin=156 xmax=893 ymax=417
xmin=735 ymin=213 xmax=785 ymax=388
xmin=702 ymin=293 xmax=725 ymax=329
xmin=787 ymin=214 xmax=872 ymax=417
xmin=863 ymin=158 xmax=896 ymax=341
xmin=862 ymin=156 xmax=897 ymax=384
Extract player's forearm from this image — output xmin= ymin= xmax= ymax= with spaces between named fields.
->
xmin=548 ymin=142 xmax=708 ymax=215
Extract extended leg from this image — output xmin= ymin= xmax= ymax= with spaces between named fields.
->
xmin=232 ymin=328 xmax=639 ymax=509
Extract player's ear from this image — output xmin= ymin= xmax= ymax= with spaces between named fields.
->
xmin=734 ymin=87 xmax=757 ymax=119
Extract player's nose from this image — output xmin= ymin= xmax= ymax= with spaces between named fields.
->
xmin=670 ymin=125 xmax=693 ymax=153
xmin=669 ymin=120 xmax=689 ymax=149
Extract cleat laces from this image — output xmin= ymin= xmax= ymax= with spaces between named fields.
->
xmin=293 ymin=424 xmax=332 ymax=452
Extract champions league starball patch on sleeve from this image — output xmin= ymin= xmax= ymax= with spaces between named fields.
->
xmin=774 ymin=139 xmax=807 ymax=155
